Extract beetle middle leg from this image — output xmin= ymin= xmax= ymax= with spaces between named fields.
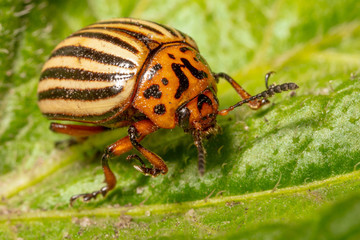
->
xmin=69 ymin=119 xmax=164 ymax=205
xmin=50 ymin=123 xmax=109 ymax=147
xmin=50 ymin=122 xmax=109 ymax=137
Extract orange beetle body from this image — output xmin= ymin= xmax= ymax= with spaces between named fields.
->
xmin=37 ymin=18 xmax=298 ymax=205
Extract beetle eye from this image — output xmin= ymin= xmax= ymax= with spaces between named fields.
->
xmin=177 ymin=107 xmax=190 ymax=130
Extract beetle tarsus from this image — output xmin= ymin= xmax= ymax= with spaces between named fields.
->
xmin=219 ymin=82 xmax=299 ymax=116
xmin=69 ymin=186 xmax=109 ymax=206
xmin=69 ymin=152 xmax=116 ymax=206
xmin=127 ymin=154 xmax=162 ymax=177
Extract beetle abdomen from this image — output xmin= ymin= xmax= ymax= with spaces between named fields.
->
xmin=38 ymin=18 xmax=197 ymax=123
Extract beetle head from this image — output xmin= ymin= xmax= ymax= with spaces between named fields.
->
xmin=176 ymin=88 xmax=220 ymax=175
xmin=177 ymin=88 xmax=219 ymax=135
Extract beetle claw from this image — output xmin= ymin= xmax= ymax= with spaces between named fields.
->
xmin=69 ymin=186 xmax=109 ymax=206
xmin=133 ymin=164 xmax=162 ymax=177
xmin=127 ymin=154 xmax=162 ymax=177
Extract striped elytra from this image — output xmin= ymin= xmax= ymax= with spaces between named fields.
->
xmin=37 ymin=18 xmax=298 ymax=205
xmin=38 ymin=18 xmax=205 ymax=125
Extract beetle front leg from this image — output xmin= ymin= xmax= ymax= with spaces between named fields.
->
xmin=69 ymin=119 xmax=161 ymax=205
xmin=126 ymin=154 xmax=162 ymax=177
xmin=128 ymin=121 xmax=168 ymax=176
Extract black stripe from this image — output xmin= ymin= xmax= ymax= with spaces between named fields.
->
xmin=51 ymin=46 xmax=136 ymax=69
xmin=153 ymin=22 xmax=179 ymax=37
xmin=84 ymin=27 xmax=159 ymax=48
xmin=96 ymin=20 xmax=164 ymax=36
xmin=40 ymin=67 xmax=134 ymax=82
xmin=69 ymin=31 xmax=139 ymax=54
xmin=43 ymin=106 xmax=120 ymax=122
xmin=178 ymin=30 xmax=188 ymax=40
xmin=38 ymin=85 xmax=124 ymax=101
xmin=188 ymin=35 xmax=196 ymax=44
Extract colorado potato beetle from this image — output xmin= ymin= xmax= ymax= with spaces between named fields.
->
xmin=37 ymin=18 xmax=298 ymax=205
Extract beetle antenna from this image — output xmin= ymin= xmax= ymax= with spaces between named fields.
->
xmin=218 ymin=82 xmax=299 ymax=116
xmin=193 ymin=131 xmax=206 ymax=176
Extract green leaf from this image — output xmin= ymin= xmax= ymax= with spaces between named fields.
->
xmin=1 ymin=0 xmax=360 ymax=239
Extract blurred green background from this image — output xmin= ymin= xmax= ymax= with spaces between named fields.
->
xmin=1 ymin=0 xmax=360 ymax=239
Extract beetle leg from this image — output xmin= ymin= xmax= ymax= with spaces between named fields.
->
xmin=128 ymin=121 xmax=168 ymax=176
xmin=213 ymin=72 xmax=269 ymax=110
xmin=51 ymin=122 xmax=110 ymax=147
xmin=70 ymin=151 xmax=115 ymax=206
xmin=126 ymin=154 xmax=162 ymax=177
xmin=69 ymin=119 xmax=161 ymax=205
xmin=50 ymin=122 xmax=109 ymax=137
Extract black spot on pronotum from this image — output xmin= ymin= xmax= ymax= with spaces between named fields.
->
xmin=153 ymin=63 xmax=162 ymax=71
xmin=172 ymin=58 xmax=208 ymax=99
xmin=143 ymin=84 xmax=162 ymax=99
xmin=161 ymin=78 xmax=169 ymax=85
xmin=168 ymin=53 xmax=175 ymax=59
xmin=154 ymin=104 xmax=166 ymax=115
xmin=180 ymin=58 xmax=207 ymax=79
xmin=172 ymin=63 xmax=189 ymax=99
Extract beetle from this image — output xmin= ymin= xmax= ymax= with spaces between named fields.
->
xmin=37 ymin=18 xmax=298 ymax=205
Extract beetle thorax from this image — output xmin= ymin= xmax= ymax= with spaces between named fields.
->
xmin=133 ymin=44 xmax=217 ymax=129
